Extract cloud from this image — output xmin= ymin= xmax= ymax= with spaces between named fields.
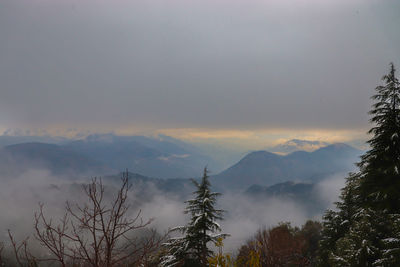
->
xmin=218 ymin=193 xmax=310 ymax=252
xmin=130 ymin=176 xmax=349 ymax=253
xmin=0 ymin=0 xmax=399 ymax=133
xmin=157 ymin=128 xmax=368 ymax=151
xmin=0 ymin=166 xmax=348 ymax=257
xmin=0 ymin=169 xmax=78 ymax=240
xmin=314 ymin=174 xmax=347 ymax=210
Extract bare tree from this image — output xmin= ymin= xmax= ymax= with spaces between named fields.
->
xmin=7 ymin=230 xmax=37 ymax=267
xmin=10 ymin=171 xmax=164 ymax=267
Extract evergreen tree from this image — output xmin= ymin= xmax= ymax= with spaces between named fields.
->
xmin=359 ymin=62 xmax=400 ymax=212
xmin=162 ymin=168 xmax=228 ymax=267
xmin=319 ymin=63 xmax=400 ymax=266
xmin=332 ymin=207 xmax=382 ymax=266
xmin=376 ymin=213 xmax=400 ymax=266
xmin=318 ymin=173 xmax=361 ymax=266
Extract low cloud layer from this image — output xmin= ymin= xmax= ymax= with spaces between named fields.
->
xmin=0 ymin=167 xmax=346 ymax=254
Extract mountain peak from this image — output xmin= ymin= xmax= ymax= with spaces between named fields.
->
xmin=213 ymin=142 xmax=362 ymax=190
xmin=269 ymin=139 xmax=329 ymax=154
xmin=240 ymin=150 xmax=280 ymax=162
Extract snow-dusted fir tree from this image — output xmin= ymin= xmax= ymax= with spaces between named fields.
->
xmin=318 ymin=173 xmax=362 ymax=265
xmin=162 ymin=168 xmax=228 ymax=267
xmin=359 ymin=62 xmax=400 ymax=212
xmin=319 ymin=63 xmax=400 ymax=266
xmin=332 ymin=207 xmax=382 ymax=266
xmin=375 ymin=213 xmax=400 ymax=266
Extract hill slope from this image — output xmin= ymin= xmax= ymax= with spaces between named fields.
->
xmin=212 ymin=143 xmax=362 ymax=190
xmin=64 ymin=134 xmax=213 ymax=178
xmin=0 ymin=142 xmax=111 ymax=177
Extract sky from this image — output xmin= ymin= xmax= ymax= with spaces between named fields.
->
xmin=1 ymin=0 xmax=400 ymax=149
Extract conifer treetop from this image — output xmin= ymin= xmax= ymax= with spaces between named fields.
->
xmin=161 ymin=167 xmax=228 ymax=267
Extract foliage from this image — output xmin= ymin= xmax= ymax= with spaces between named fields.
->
xmin=359 ymin=63 xmax=400 ymax=212
xmin=237 ymin=221 xmax=321 ymax=267
xmin=331 ymin=208 xmax=382 ymax=266
xmin=300 ymin=220 xmax=322 ymax=265
xmin=162 ymin=167 xmax=228 ymax=267
xmin=208 ymin=238 xmax=234 ymax=267
xmin=376 ymin=213 xmax=400 ymax=266
xmin=319 ymin=63 xmax=400 ymax=266
xmin=317 ymin=173 xmax=362 ymax=266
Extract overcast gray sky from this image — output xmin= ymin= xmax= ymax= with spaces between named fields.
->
xmin=1 ymin=0 xmax=399 ymax=146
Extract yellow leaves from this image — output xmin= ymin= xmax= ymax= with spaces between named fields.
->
xmin=208 ymin=237 xmax=262 ymax=267
xmin=215 ymin=237 xmax=224 ymax=249
xmin=246 ymin=249 xmax=261 ymax=267
xmin=208 ymin=253 xmax=234 ymax=267
xmin=208 ymin=237 xmax=235 ymax=267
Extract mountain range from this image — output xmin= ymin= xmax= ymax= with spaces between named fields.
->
xmin=0 ymin=135 xmax=362 ymax=190
xmin=212 ymin=143 xmax=362 ymax=190
xmin=0 ymin=142 xmax=110 ymax=178
xmin=0 ymin=136 xmax=364 ymax=216
xmin=0 ymin=134 xmax=215 ymax=179
xmin=64 ymin=134 xmax=214 ymax=178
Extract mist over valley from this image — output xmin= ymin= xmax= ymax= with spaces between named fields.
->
xmin=0 ymin=134 xmax=360 ymax=254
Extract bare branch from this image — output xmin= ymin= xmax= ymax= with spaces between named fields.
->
xmin=27 ymin=170 xmax=162 ymax=266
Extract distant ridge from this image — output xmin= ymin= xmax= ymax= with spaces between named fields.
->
xmin=0 ymin=134 xmax=215 ymax=179
xmin=212 ymin=143 xmax=362 ymax=190
xmin=244 ymin=181 xmax=324 ymax=215
xmin=0 ymin=138 xmax=362 ymax=195
xmin=0 ymin=142 xmax=111 ymax=177
xmin=64 ymin=134 xmax=212 ymax=179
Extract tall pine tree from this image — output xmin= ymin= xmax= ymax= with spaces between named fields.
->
xmin=359 ymin=62 xmax=400 ymax=212
xmin=318 ymin=173 xmax=362 ymax=266
xmin=162 ymin=168 xmax=228 ymax=267
xmin=319 ymin=63 xmax=400 ymax=266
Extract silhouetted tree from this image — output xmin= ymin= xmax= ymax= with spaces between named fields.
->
xmin=9 ymin=171 xmax=164 ymax=267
